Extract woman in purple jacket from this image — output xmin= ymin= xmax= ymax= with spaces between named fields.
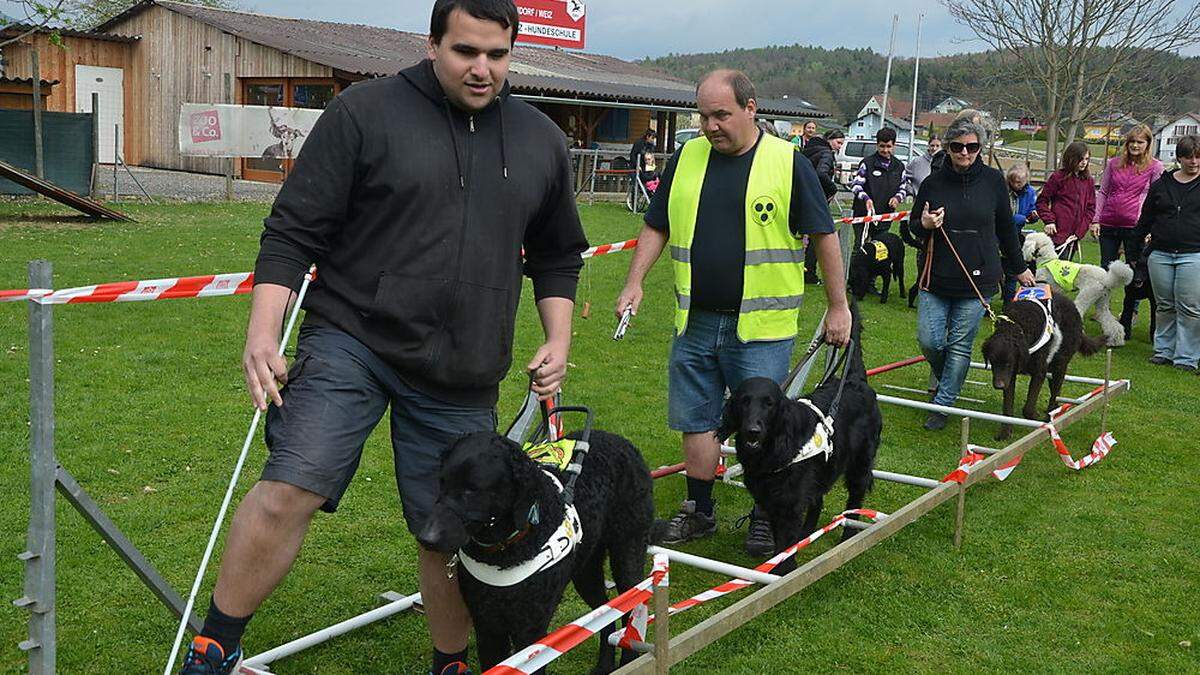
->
xmin=1037 ymin=141 xmax=1096 ymax=261
xmin=1095 ymin=125 xmax=1164 ymax=323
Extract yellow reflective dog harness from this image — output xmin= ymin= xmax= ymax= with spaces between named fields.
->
xmin=523 ymin=439 xmax=578 ymax=473
xmin=1040 ymin=259 xmax=1082 ymax=293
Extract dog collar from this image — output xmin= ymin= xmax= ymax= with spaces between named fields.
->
xmin=458 ymin=470 xmax=583 ymax=587
xmin=781 ymin=399 xmax=835 ymax=469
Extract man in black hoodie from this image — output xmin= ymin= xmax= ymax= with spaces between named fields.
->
xmin=177 ymin=2 xmax=588 ymax=674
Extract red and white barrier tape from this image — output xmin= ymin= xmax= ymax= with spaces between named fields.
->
xmin=2 ymin=239 xmax=641 ymax=306
xmin=617 ymin=509 xmax=883 ymax=647
xmin=582 ymin=238 xmax=637 ymax=259
xmin=942 ymin=424 xmax=1116 ymax=483
xmin=0 ymin=288 xmax=51 ymax=303
xmin=486 ymin=554 xmax=669 ymax=675
xmin=837 ymin=210 xmax=910 ymax=226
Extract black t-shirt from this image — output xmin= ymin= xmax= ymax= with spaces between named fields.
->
xmin=645 ymin=132 xmax=834 ymax=311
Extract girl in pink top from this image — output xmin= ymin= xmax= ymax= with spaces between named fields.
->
xmin=1095 ymin=125 xmax=1164 ymax=328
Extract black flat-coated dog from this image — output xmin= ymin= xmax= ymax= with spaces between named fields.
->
xmin=849 ymin=230 xmax=905 ymax=304
xmin=719 ymin=305 xmax=881 ymax=574
xmin=417 ymin=430 xmax=653 ymax=674
xmin=981 ymin=292 xmax=1105 ymax=441
xmin=1119 ymin=246 xmax=1156 ymax=342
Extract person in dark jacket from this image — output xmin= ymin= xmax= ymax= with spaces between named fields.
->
xmin=1002 ymin=163 xmax=1040 ymax=298
xmin=176 ymin=3 xmax=589 ymax=674
xmin=1137 ymin=134 xmax=1200 ymax=372
xmin=801 ymin=129 xmax=845 ymax=284
xmin=908 ymin=119 xmax=1034 ymax=430
xmin=1037 ymin=141 xmax=1096 ymax=261
xmin=630 ymin=128 xmax=657 ymax=171
xmin=851 ymin=126 xmax=909 ymax=241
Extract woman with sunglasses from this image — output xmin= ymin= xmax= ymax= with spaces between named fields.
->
xmin=1137 ymin=134 xmax=1200 ymax=373
xmin=1037 ymin=141 xmax=1096 ymax=261
xmin=1096 ymin=125 xmax=1164 ymax=330
xmin=908 ymin=118 xmax=1034 ymax=430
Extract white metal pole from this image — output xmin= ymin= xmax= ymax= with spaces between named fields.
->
xmin=164 ymin=265 xmax=317 ymax=674
xmin=646 ymin=546 xmax=780 ymax=586
xmin=880 ymin=14 xmax=898 ymax=135
xmin=872 ymin=469 xmax=940 ymax=489
xmin=876 ymin=394 xmax=1045 ymax=428
xmin=908 ymin=14 xmax=924 ymax=159
xmin=968 ymin=361 xmax=1115 ymax=386
xmin=242 ymin=592 xmax=421 ymax=667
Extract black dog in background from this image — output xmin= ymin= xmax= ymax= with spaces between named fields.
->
xmin=849 ymin=230 xmax=905 ymax=304
xmin=719 ymin=305 xmax=881 ymax=573
xmin=1119 ymin=246 xmax=1156 ymax=342
xmin=418 ymin=430 xmax=653 ymax=673
xmin=981 ymin=293 xmax=1105 ymax=441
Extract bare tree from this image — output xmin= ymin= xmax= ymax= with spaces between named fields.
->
xmin=1 ymin=0 xmax=69 ymax=49
xmin=945 ymin=0 xmax=1200 ymax=170
xmin=65 ymin=0 xmax=234 ymax=29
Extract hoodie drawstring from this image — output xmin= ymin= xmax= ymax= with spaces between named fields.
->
xmin=442 ymin=98 xmax=465 ymax=189
xmin=498 ymin=104 xmax=509 ymax=180
xmin=443 ymin=96 xmax=509 ymax=185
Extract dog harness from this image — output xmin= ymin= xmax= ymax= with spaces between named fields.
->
xmin=1012 ymin=285 xmax=1061 ymax=359
xmin=870 ymin=240 xmax=889 ymax=262
xmin=458 ymin=470 xmax=584 ymax=588
xmin=524 ymin=439 xmax=578 ymax=473
xmin=782 ymin=398 xmax=835 ymax=468
xmin=1039 ymin=259 xmax=1082 ymax=293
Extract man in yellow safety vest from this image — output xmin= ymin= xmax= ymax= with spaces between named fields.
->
xmin=615 ymin=69 xmax=851 ymax=557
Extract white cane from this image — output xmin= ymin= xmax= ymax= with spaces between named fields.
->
xmin=164 ymin=265 xmax=317 ymax=675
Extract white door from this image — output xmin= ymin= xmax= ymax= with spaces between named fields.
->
xmin=75 ymin=65 xmax=125 ymax=163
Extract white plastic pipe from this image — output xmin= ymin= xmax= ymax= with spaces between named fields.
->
xmin=647 ymin=546 xmax=780 ymax=586
xmin=242 ymin=592 xmax=421 ymax=667
xmin=872 ymin=469 xmax=940 ymax=489
xmin=876 ymin=394 xmax=1045 ymax=428
xmin=968 ymin=361 xmax=1111 ymax=386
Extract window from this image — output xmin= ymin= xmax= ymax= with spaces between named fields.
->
xmin=1187 ymin=125 xmax=1199 ymax=135
xmin=595 ymin=109 xmax=630 ymax=142
xmin=1167 ymin=137 xmax=1177 ymax=145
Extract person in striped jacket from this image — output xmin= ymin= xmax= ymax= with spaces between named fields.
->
xmin=851 ymin=126 xmax=911 ymax=243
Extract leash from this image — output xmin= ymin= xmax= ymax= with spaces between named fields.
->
xmin=919 ymin=226 xmax=1002 ymax=324
xmin=529 ymin=405 xmax=594 ymax=506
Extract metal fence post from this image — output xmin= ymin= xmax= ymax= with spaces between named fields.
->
xmin=91 ymin=93 xmax=101 ymax=199
xmin=224 ymin=73 xmax=234 ymax=201
xmin=17 ymin=260 xmax=56 ymax=673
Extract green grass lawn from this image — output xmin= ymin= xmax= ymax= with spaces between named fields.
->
xmin=1 ymin=199 xmax=1197 ymax=673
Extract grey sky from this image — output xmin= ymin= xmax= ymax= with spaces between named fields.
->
xmin=3 ymin=0 xmax=1196 ymax=59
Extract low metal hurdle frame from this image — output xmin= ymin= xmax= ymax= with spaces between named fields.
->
xmin=609 ymin=355 xmax=1127 ymax=673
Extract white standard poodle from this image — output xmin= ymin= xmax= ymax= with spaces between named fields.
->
xmin=1022 ymin=232 xmax=1133 ymax=346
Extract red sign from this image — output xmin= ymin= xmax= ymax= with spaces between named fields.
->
xmin=515 ymin=0 xmax=586 ymax=50
xmin=189 ymin=109 xmax=222 ymax=143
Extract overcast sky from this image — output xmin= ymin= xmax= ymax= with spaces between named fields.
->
xmin=3 ymin=0 xmax=1197 ymax=59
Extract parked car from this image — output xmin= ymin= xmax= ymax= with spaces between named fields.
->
xmin=836 ymin=137 xmax=928 ymax=185
xmin=675 ymin=128 xmax=701 ymax=148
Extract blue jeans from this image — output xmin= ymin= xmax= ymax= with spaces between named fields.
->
xmin=668 ymin=310 xmax=794 ymax=432
xmin=1148 ymin=251 xmax=1200 ymax=368
xmin=916 ymin=290 xmax=988 ymax=407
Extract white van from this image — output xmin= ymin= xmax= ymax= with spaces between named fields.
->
xmin=836 ymin=137 xmax=928 ymax=184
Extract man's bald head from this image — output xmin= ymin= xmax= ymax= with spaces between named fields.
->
xmin=696 ymin=69 xmax=759 ymax=156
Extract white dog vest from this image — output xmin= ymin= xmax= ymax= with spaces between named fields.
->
xmin=458 ymin=471 xmax=583 ymax=587
xmin=1013 ymin=286 xmax=1060 ymax=359
xmin=785 ymin=398 xmax=835 ymax=466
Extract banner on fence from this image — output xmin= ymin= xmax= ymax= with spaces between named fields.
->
xmin=178 ymin=104 xmax=324 ymax=159
xmin=515 ymin=0 xmax=586 ymax=49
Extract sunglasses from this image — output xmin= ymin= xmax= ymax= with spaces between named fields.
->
xmin=948 ymin=141 xmax=982 ymax=154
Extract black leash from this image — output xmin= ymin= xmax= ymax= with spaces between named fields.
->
xmin=532 ymin=405 xmax=594 ymax=506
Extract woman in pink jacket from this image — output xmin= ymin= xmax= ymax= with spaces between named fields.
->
xmin=1037 ymin=141 xmax=1096 ymax=260
xmin=1094 ymin=124 xmax=1164 ymax=323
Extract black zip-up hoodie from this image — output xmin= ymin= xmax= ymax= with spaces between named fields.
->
xmin=907 ymin=155 xmax=1025 ymax=299
xmin=254 ymin=60 xmax=588 ymax=406
xmin=1137 ymin=170 xmax=1200 ymax=254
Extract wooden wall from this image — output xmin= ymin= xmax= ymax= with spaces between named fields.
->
xmin=0 ymin=80 xmax=55 ymax=110
xmin=104 ymin=4 xmax=332 ymax=174
xmin=2 ymin=35 xmax=134 ymax=156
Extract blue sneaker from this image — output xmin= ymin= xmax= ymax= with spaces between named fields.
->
xmin=180 ymin=636 xmax=243 ymax=674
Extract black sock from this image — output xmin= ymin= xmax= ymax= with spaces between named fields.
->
xmin=201 ymin=598 xmax=252 ymax=656
xmin=686 ymin=476 xmax=715 ymax=516
xmin=432 ymin=647 xmax=469 ymax=674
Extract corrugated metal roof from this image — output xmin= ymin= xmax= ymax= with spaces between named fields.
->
xmin=0 ymin=23 xmax=139 ymax=43
xmin=0 ymin=76 xmax=60 ymax=86
xmin=98 ymin=1 xmax=826 ymax=118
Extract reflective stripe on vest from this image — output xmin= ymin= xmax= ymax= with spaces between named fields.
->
xmin=1041 ymin=259 xmax=1082 ymax=292
xmin=666 ymin=134 xmax=802 ymax=341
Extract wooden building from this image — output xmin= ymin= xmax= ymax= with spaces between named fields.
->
xmin=0 ymin=76 xmax=57 ymax=110
xmin=2 ymin=1 xmax=827 ymax=182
